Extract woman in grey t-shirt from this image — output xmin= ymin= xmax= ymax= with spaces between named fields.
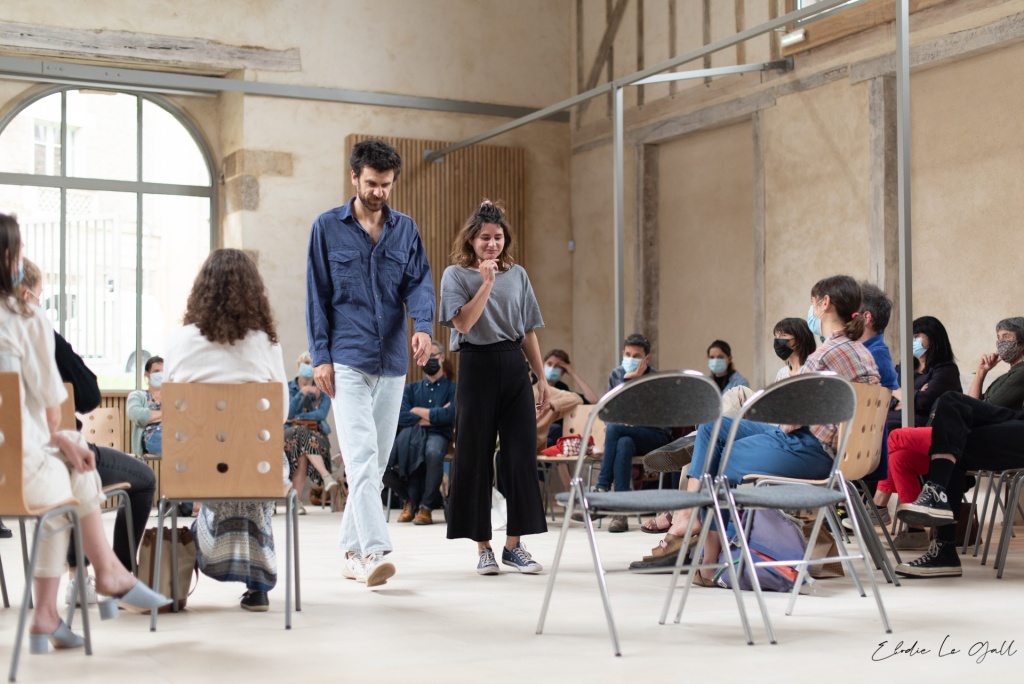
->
xmin=439 ymin=200 xmax=550 ymax=576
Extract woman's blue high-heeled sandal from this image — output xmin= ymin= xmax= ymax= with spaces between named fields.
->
xmin=29 ymin=620 xmax=85 ymax=653
xmin=98 ymin=581 xmax=172 ymax=619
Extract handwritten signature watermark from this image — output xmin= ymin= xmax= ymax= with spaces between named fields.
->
xmin=872 ymin=636 xmax=1016 ymax=664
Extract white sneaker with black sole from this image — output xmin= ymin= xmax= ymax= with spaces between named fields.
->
xmin=477 ymin=548 xmax=500 ymax=575
xmin=842 ymin=506 xmax=891 ymax=531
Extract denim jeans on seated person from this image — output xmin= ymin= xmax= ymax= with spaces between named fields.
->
xmin=143 ymin=425 xmax=162 ymax=456
xmin=332 ymin=364 xmax=405 ymax=557
xmin=406 ymin=433 xmax=450 ymax=510
xmin=597 ymin=423 xmax=672 ymax=492
xmin=690 ymin=416 xmax=833 ymax=486
xmin=67 ymin=445 xmax=157 ymax=571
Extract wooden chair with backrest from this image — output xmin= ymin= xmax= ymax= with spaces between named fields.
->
xmin=150 ymin=381 xmax=300 ymax=631
xmin=62 ymin=387 xmax=136 ymax=574
xmin=0 ymin=373 xmax=95 ymax=681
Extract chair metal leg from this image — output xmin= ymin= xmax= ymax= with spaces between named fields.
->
xmin=537 ymin=480 xmax=583 ymax=636
xmin=855 ymin=479 xmax=902 ymax=568
xmin=150 ymin=498 xmax=169 ymax=632
xmin=170 ymin=506 xmax=180 ymax=613
xmin=785 ymin=504 xmax=828 ymax=617
xmin=658 ymin=496 xmax=704 ymax=624
xmin=848 ymin=487 xmax=899 ymax=586
xmin=18 ymin=520 xmax=31 ymax=610
xmin=579 ymin=498 xmax=622 ymax=656
xmin=285 ymin=490 xmax=294 ymax=630
xmin=293 ymin=492 xmax=302 ymax=613
xmin=824 ymin=507 xmax=866 ymax=597
xmin=963 ymin=471 xmax=985 ymax=555
xmin=841 ymin=490 xmax=892 ymax=633
xmin=69 ymin=512 xmax=92 ymax=655
xmin=977 ymin=472 xmax=999 ymax=562
xmin=717 ymin=494 xmax=768 ymax=645
xmin=10 ymin=517 xmax=44 ymax=683
xmin=0 ymin=551 xmax=9 ymax=608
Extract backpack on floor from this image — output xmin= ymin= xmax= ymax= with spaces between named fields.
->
xmin=714 ymin=509 xmax=808 ymax=592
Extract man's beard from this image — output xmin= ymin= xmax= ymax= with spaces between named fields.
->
xmin=358 ymin=192 xmax=385 ymax=212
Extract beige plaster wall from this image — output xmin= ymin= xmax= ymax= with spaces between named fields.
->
xmin=910 ymin=40 xmax=1024 ymax=390
xmin=567 ymin=142 xmax=638 ymax=394
xmin=2 ymin=0 xmax=569 ymax=108
xmin=762 ymin=78 xmax=872 ymax=383
xmin=657 ymin=120 xmax=755 ymax=382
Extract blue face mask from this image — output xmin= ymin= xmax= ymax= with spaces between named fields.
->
xmin=544 ymin=366 xmax=562 ymax=383
xmin=912 ymin=337 xmax=927 ymax=359
xmin=621 ymin=356 xmax=641 ymax=374
xmin=298 ymin=362 xmax=314 ymax=379
xmin=708 ymin=358 xmax=727 ymax=376
xmin=807 ymin=303 xmax=823 ymax=340
xmin=148 ymin=371 xmax=164 ymax=389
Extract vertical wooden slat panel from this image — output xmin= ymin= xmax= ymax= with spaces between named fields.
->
xmin=345 ymin=134 xmax=526 ymax=383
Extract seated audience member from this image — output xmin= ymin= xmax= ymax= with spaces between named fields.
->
xmin=857 ymin=282 xmax=900 ymax=393
xmin=285 ymin=351 xmax=339 ymax=514
xmin=0 ymin=213 xmax=168 ymax=651
xmin=594 ymin=333 xmax=672 ymax=533
xmin=126 ymin=356 xmax=163 ymax=457
xmin=772 ymin=318 xmax=817 ymax=382
xmin=706 ymin=340 xmax=749 ymax=392
xmin=634 ymin=275 xmax=880 ymax=574
xmin=19 ymin=259 xmax=157 ymax=604
xmin=878 ymin=317 xmax=1024 ymax=555
xmin=389 ymin=339 xmax=455 ymax=525
xmin=542 ymin=349 xmax=600 ymax=446
xmin=164 ymin=248 xmax=290 ymax=612
xmin=894 ymin=325 xmax=1024 ymax=577
xmin=887 ymin=316 xmax=961 ymax=432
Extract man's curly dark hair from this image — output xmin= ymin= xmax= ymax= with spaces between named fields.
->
xmin=184 ymin=248 xmax=278 ymax=345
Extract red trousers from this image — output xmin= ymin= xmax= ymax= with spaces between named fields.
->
xmin=877 ymin=427 xmax=932 ymax=503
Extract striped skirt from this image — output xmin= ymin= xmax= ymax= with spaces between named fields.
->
xmin=193 ymin=500 xmax=277 ymax=592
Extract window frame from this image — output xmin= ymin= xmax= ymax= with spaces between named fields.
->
xmin=0 ymin=84 xmax=218 ymax=389
xmin=784 ymin=0 xmax=947 ymax=55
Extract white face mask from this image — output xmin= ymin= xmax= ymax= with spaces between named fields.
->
xmin=148 ymin=371 xmax=164 ymax=389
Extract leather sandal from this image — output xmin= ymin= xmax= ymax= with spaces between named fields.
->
xmin=643 ymin=532 xmax=699 ymax=561
xmin=640 ymin=511 xmax=673 ymax=534
xmin=691 ymin=572 xmax=717 ymax=588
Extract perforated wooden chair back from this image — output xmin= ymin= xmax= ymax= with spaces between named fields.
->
xmin=837 ymin=383 xmax=892 ymax=481
xmin=81 ymin=407 xmax=122 ymax=451
xmin=564 ymin=404 xmax=606 ymax=453
xmin=160 ymin=382 xmax=285 ymax=500
xmin=0 ymin=373 xmax=28 ymax=515
xmin=59 ymin=382 xmax=76 ymax=431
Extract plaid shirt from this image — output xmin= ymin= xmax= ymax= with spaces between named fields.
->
xmin=796 ymin=331 xmax=880 ymax=450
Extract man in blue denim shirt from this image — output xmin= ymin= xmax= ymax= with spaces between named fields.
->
xmin=306 ymin=139 xmax=435 ymax=587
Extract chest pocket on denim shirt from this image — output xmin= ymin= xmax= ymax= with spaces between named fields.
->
xmin=380 ymin=248 xmax=409 ymax=291
xmin=328 ymin=250 xmax=361 ymax=282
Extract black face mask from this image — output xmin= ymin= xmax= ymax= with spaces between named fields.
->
xmin=773 ymin=338 xmax=794 ymax=361
xmin=423 ymin=358 xmax=442 ymax=376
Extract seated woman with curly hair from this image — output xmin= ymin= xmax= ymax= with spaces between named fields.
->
xmin=164 ymin=248 xmax=290 ymax=612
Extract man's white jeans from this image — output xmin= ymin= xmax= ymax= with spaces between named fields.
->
xmin=332 ymin=364 xmax=406 ymax=557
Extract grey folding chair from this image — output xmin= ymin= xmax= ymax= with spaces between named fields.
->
xmin=670 ymin=373 xmax=892 ymax=641
xmin=536 ymin=370 xmax=763 ymax=656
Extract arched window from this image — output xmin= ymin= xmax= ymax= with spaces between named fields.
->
xmin=0 ymin=87 xmax=216 ymax=389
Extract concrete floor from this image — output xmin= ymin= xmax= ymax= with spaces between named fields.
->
xmin=1 ymin=506 xmax=1021 ymax=683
